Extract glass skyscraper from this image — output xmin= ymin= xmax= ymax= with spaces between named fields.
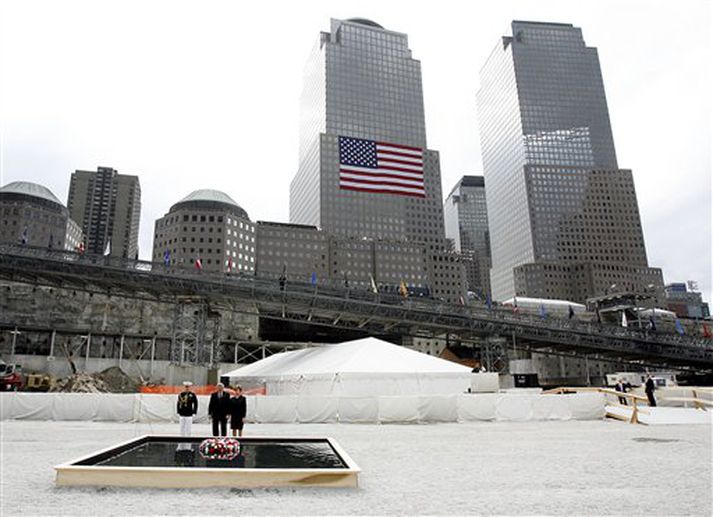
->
xmin=290 ymin=18 xmax=464 ymax=301
xmin=444 ymin=176 xmax=491 ymax=297
xmin=477 ymin=21 xmax=662 ymax=302
xmin=290 ymin=18 xmax=444 ymax=247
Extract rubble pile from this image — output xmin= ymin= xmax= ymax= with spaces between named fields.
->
xmin=50 ymin=373 xmax=111 ymax=393
xmin=50 ymin=367 xmax=140 ymax=393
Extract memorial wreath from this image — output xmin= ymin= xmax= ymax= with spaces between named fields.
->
xmin=198 ymin=437 xmax=241 ymax=460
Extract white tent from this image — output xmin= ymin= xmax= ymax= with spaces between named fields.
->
xmin=224 ymin=337 xmax=472 ymax=396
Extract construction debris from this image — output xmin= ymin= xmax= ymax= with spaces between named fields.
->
xmin=50 ymin=372 xmax=110 ymax=393
xmin=49 ymin=367 xmax=140 ymax=393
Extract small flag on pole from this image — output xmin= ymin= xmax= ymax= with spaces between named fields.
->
xmin=163 ymin=249 xmax=171 ymax=266
xmin=621 ymin=312 xmax=628 ymax=328
xmin=195 ymin=257 xmax=202 ymax=270
xmin=675 ymin=319 xmax=685 ymax=335
xmin=369 ymin=275 xmax=378 ymax=294
xmin=227 ymin=256 xmax=233 ymax=272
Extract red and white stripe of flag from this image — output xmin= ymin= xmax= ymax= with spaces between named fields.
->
xmin=340 ymin=142 xmax=425 ymax=198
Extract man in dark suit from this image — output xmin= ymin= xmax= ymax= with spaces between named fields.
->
xmin=645 ymin=374 xmax=657 ymax=407
xmin=614 ymin=378 xmax=628 ymax=405
xmin=208 ymin=383 xmax=231 ymax=436
xmin=230 ymin=385 xmax=248 ymax=437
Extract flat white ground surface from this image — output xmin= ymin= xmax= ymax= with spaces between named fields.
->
xmin=1 ymin=419 xmax=711 ymax=516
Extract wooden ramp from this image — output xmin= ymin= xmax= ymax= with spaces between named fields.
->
xmin=607 ymin=405 xmax=711 ymax=425
xmin=545 ymin=386 xmax=712 ymax=425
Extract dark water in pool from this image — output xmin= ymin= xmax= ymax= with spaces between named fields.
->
xmin=92 ymin=440 xmax=346 ymax=469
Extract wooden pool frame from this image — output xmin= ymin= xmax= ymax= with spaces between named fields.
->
xmin=54 ymin=434 xmax=361 ymax=488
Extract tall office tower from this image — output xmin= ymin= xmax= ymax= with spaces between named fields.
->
xmin=477 ymin=21 xmax=662 ymax=302
xmin=289 ymin=18 xmax=463 ymax=301
xmin=67 ymin=166 xmax=141 ymax=258
xmin=444 ymin=176 xmax=491 ymax=297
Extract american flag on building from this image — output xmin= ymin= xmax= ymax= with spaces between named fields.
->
xmin=339 ymin=136 xmax=425 ymax=198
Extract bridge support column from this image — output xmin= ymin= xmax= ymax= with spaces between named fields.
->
xmin=150 ymin=337 xmax=156 ymax=376
xmin=85 ymin=333 xmax=91 ymax=363
xmin=49 ymin=330 xmax=56 ymax=357
xmin=10 ymin=327 xmax=19 ymax=359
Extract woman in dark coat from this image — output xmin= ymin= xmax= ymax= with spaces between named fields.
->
xmin=229 ymin=385 xmax=247 ymax=437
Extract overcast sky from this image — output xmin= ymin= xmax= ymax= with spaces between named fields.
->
xmin=1 ymin=0 xmax=711 ymax=302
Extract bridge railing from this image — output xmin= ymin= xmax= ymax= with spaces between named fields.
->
xmin=2 ymin=244 xmax=712 ymax=351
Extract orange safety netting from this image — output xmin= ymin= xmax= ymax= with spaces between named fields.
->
xmin=140 ymin=385 xmax=266 ymax=396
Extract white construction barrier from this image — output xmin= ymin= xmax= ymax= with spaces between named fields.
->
xmin=253 ymin=395 xmax=298 ymax=423
xmin=11 ymin=393 xmax=55 ymax=420
xmin=0 ymin=391 xmax=610 ymax=424
xmin=418 ymin=395 xmax=458 ymax=423
xmin=566 ymin=392 xmax=606 ymax=420
xmin=337 ymin=397 xmax=379 ymax=424
xmin=496 ymin=394 xmax=536 ymax=422
xmin=457 ymin=393 xmax=498 ymax=421
xmin=135 ymin=393 xmax=176 ymax=423
xmin=94 ymin=394 xmax=137 ymax=422
xmin=378 ymin=396 xmax=420 ymax=423
xmin=52 ymin=393 xmax=99 ymax=421
xmin=0 ymin=392 xmax=14 ymax=421
xmin=532 ymin=395 xmax=572 ymax=421
xmin=297 ymin=396 xmax=338 ymax=423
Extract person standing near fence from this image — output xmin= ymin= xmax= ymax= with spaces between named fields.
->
xmin=208 ymin=382 xmax=231 ymax=436
xmin=176 ymin=381 xmax=198 ymax=436
xmin=614 ymin=378 xmax=628 ymax=405
xmin=229 ymin=385 xmax=247 ymax=437
xmin=645 ymin=374 xmax=657 ymax=407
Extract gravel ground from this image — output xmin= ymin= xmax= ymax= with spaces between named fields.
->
xmin=1 ymin=419 xmax=711 ymax=516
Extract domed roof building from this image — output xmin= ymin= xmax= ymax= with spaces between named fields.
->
xmin=0 ymin=181 xmax=65 ymax=208
xmin=153 ymin=189 xmax=255 ymax=273
xmin=0 ymin=180 xmax=83 ymax=250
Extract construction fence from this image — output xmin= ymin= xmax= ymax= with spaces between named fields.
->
xmin=0 ymin=392 xmax=606 ymax=424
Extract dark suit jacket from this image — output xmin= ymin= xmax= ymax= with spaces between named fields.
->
xmin=208 ymin=391 xmax=231 ymax=419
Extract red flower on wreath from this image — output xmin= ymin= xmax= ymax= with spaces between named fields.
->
xmin=198 ymin=438 xmax=241 ymax=460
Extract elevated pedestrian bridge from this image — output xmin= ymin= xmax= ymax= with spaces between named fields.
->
xmin=1 ymin=244 xmax=711 ymax=370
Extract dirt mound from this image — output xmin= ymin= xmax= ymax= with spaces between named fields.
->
xmin=95 ymin=367 xmax=141 ymax=393
xmin=50 ymin=367 xmax=140 ymax=393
